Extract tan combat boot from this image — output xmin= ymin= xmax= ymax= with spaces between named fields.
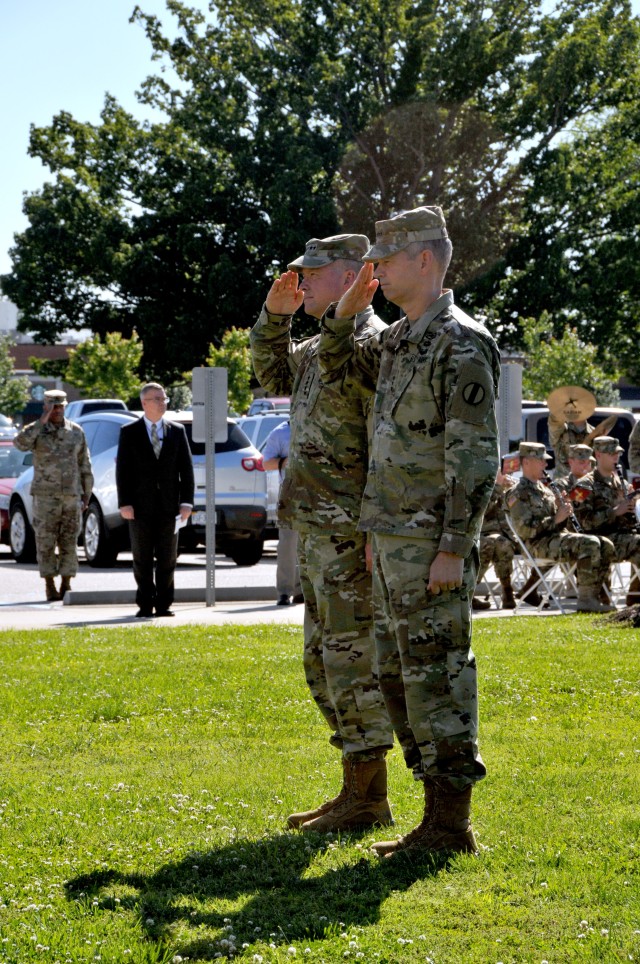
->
xmin=577 ymin=590 xmax=614 ymax=613
xmin=501 ymin=577 xmax=516 ymax=609
xmin=372 ymin=779 xmax=477 ymax=859
xmin=287 ymin=759 xmax=352 ymax=829
xmin=301 ymin=758 xmax=393 ymax=833
xmin=59 ymin=576 xmax=72 ymax=599
xmin=45 ymin=577 xmax=60 ymax=602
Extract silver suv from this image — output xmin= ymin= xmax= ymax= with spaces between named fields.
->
xmin=8 ymin=412 xmax=267 ymax=568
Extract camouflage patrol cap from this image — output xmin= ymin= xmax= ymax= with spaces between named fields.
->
xmin=43 ymin=390 xmax=67 ymax=405
xmin=363 ymin=206 xmax=448 ymax=262
xmin=287 ymin=234 xmax=370 ymax=271
xmin=518 ymin=441 xmax=552 ymax=460
xmin=568 ymin=443 xmax=594 ymax=461
xmin=593 ymin=436 xmax=623 ymax=455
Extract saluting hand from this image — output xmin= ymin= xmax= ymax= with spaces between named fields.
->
xmin=265 ymin=271 xmax=305 ymax=315
xmin=334 ymin=262 xmax=379 ymax=319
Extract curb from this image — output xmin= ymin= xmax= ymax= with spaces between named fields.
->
xmin=63 ymin=586 xmax=276 ymax=606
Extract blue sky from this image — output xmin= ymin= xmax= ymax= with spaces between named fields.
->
xmin=1 ymin=0 xmax=638 ymax=281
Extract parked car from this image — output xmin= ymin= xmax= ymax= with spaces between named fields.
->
xmin=0 ymin=442 xmax=33 ymax=544
xmin=237 ymin=413 xmax=291 ymax=540
xmin=8 ymin=411 xmax=267 ymax=568
xmin=164 ymin=411 xmax=267 ymax=566
xmin=247 ymin=397 xmax=290 ymax=416
xmin=64 ymin=399 xmax=128 ymax=420
xmin=0 ymin=414 xmax=17 ymax=439
xmin=237 ymin=412 xmax=290 ymax=451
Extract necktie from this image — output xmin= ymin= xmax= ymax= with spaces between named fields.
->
xmin=151 ymin=422 xmax=162 ymax=459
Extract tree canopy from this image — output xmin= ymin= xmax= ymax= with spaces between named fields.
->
xmin=65 ymin=331 xmax=143 ymax=401
xmin=0 ymin=336 xmax=31 ymax=416
xmin=2 ymin=0 xmax=639 ymax=383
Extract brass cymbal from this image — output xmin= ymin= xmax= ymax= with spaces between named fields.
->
xmin=546 ymin=385 xmax=596 ymax=423
xmin=584 ymin=413 xmax=618 ymax=444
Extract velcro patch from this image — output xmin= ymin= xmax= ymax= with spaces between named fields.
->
xmin=448 ymin=359 xmax=495 ymax=425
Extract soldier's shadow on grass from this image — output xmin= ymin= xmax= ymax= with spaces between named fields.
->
xmin=65 ymin=831 xmax=448 ymax=960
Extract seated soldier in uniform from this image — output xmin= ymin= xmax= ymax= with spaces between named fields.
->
xmin=472 ymin=469 xmax=517 ymax=611
xmin=506 ymin=442 xmax=615 ymax=613
xmin=553 ymin=443 xmax=594 ymax=494
xmin=572 ymin=436 xmax=640 ymax=606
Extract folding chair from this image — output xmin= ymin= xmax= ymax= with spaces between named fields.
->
xmin=603 ymin=560 xmax=640 ymax=607
xmin=505 ymin=516 xmax=579 ymax=615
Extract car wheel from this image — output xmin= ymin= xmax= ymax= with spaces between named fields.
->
xmin=227 ymin=539 xmax=264 ymax=567
xmin=9 ymin=501 xmax=37 ymax=563
xmin=83 ymin=502 xmax=118 ymax=568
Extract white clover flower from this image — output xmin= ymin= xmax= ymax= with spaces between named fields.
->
xmin=145 ymin=918 xmax=155 ymax=926
xmin=287 ymin=948 xmax=297 ymax=956
xmin=252 ymin=956 xmax=263 ymax=963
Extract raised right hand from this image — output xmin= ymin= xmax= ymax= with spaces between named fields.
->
xmin=265 ymin=271 xmax=305 ymax=315
xmin=334 ymin=262 xmax=379 ymax=319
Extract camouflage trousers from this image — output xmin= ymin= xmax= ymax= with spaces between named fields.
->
xmin=373 ymin=533 xmax=486 ymax=791
xmin=297 ymin=529 xmax=393 ymax=759
xmin=33 ymin=495 xmax=82 ymax=578
xmin=528 ymin=531 xmax=615 ymax=589
xmin=478 ymin=533 xmax=515 ymax=583
xmin=605 ymin=531 xmax=640 ymax=567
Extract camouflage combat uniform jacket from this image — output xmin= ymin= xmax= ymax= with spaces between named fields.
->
xmin=548 ymin=416 xmax=594 ymax=479
xmin=13 ymin=417 xmax=93 ymax=500
xmin=480 ymin=483 xmax=514 ymax=539
xmin=507 ymin=476 xmax=565 ymax=547
xmin=319 ymin=290 xmax=500 ymax=555
xmin=250 ymin=305 xmax=386 ymax=533
xmin=573 ymin=469 xmax=638 ymax=536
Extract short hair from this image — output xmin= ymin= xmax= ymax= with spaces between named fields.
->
xmin=404 ymin=238 xmax=453 ymax=274
xmin=140 ymin=382 xmax=165 ymax=399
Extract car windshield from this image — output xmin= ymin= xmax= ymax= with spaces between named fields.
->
xmin=0 ymin=445 xmax=27 ymax=478
xmin=0 ymin=415 xmax=12 ymax=427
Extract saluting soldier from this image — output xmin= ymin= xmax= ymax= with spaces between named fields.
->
xmin=506 ymin=442 xmax=614 ymax=613
xmin=251 ymin=234 xmax=394 ymax=834
xmin=318 ymin=206 xmax=499 ymax=859
xmin=13 ymin=390 xmax=93 ymax=601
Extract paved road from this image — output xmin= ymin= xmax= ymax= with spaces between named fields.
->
xmin=0 ymin=540 xmax=308 ymax=630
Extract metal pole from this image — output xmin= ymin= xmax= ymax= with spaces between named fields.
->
xmin=205 ymin=374 xmax=216 ymax=607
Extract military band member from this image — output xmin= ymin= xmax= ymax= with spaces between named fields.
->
xmin=506 ymin=442 xmax=614 ymax=613
xmin=472 ymin=470 xmax=517 ymax=611
xmin=553 ymin=443 xmax=594 ymax=494
xmin=572 ymin=436 xmax=640 ymax=605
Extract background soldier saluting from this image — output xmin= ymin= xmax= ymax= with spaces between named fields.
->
xmin=13 ymin=389 xmax=93 ymax=601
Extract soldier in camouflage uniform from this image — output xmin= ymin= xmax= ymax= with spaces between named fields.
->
xmin=553 ymin=443 xmax=594 ymax=494
xmin=572 ymin=436 xmax=640 ymax=605
xmin=318 ymin=206 xmax=499 ymax=859
xmin=13 ymin=390 xmax=93 ymax=601
xmin=548 ymin=414 xmax=595 ymax=480
xmin=472 ymin=470 xmax=516 ymax=611
xmin=629 ymin=420 xmax=640 ymax=476
xmin=250 ymin=234 xmax=395 ymax=834
xmin=506 ymin=442 xmax=614 ymax=613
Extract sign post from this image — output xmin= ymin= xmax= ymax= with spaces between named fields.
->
xmin=191 ymin=368 xmax=228 ymax=606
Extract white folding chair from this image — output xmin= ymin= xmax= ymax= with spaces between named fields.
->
xmin=506 ymin=516 xmax=579 ymax=615
xmin=603 ymin=560 xmax=640 ymax=607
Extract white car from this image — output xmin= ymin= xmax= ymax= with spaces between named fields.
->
xmin=8 ymin=411 xmax=268 ymax=568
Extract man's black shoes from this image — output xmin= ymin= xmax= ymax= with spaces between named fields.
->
xmin=156 ymin=609 xmax=175 ymax=617
xmin=277 ymin=594 xmax=291 ymax=606
xmin=136 ymin=608 xmax=153 ymax=618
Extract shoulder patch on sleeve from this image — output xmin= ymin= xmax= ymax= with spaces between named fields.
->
xmin=447 ymin=358 xmax=495 ymax=425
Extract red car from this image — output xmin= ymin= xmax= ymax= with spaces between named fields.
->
xmin=0 ymin=441 xmax=31 ymax=544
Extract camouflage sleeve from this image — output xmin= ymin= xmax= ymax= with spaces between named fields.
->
xmin=629 ymin=420 xmax=640 ymax=475
xmin=12 ymin=419 xmax=43 ymax=452
xmin=574 ymin=484 xmax=616 ymax=531
xmin=318 ymin=308 xmax=385 ymax=387
xmin=250 ymin=305 xmax=315 ymax=394
xmin=547 ymin=413 xmax=566 ymax=453
xmin=77 ymin=432 xmax=94 ymax=501
xmin=435 ymin=330 xmax=500 ymax=556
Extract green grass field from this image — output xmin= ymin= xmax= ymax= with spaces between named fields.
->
xmin=0 ymin=617 xmax=638 ymax=963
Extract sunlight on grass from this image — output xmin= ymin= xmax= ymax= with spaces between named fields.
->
xmin=0 ymin=618 xmax=638 ymax=962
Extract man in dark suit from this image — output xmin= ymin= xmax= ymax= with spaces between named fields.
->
xmin=116 ymin=382 xmax=194 ymax=617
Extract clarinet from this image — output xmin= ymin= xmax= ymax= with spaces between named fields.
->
xmin=543 ymin=472 xmax=584 ymax=533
